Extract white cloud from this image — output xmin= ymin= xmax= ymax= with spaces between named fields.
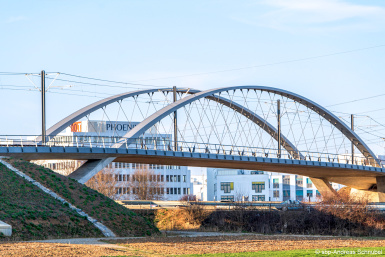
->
xmin=6 ymin=16 xmax=27 ymax=24
xmin=234 ymin=0 xmax=385 ymax=32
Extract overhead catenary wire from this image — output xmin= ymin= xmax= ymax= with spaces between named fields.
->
xmin=56 ymin=72 xmax=164 ymax=88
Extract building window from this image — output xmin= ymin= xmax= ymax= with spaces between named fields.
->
xmin=252 ymin=182 xmax=265 ymax=193
xmin=283 ymin=190 xmax=290 ymax=200
xmin=166 ymin=175 xmax=170 ymax=182
xmin=250 ymin=170 xmax=264 ymax=174
xmin=296 ymin=190 xmax=303 ymax=201
xmin=296 ymin=176 xmax=303 ymax=186
xmin=183 ymin=175 xmax=186 ymax=182
xmin=220 ymin=182 xmax=234 ymax=193
xmin=183 ymin=188 xmax=186 ymax=195
xmin=221 ymin=195 xmax=234 ymax=201
xmin=283 ymin=175 xmax=290 ymax=185
xmin=178 ymin=188 xmax=181 ymax=195
xmin=306 ymin=178 xmax=313 ymax=188
xmin=273 ymin=178 xmax=279 ymax=188
xmin=316 ymin=190 xmax=321 ymax=197
xmin=252 ymin=195 xmax=265 ymax=201
xmin=161 ymin=175 xmax=164 ymax=182
xmin=307 ymin=190 xmax=313 ymax=197
xmin=115 ymin=174 xmax=119 ymax=181
xmin=177 ymin=175 xmax=181 ymax=182
xmin=273 ymin=190 xmax=279 ymax=198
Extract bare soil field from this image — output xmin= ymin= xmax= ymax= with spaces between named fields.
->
xmin=106 ymin=234 xmax=385 ymax=255
xmin=2 ymin=234 xmax=385 ymax=256
xmin=0 ymin=242 xmax=135 ymax=257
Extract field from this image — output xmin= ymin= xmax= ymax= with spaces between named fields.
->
xmin=1 ymin=234 xmax=385 ymax=256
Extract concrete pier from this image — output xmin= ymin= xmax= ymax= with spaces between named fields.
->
xmin=0 ymin=220 xmax=12 ymax=236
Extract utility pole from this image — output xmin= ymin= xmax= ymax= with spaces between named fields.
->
xmin=351 ymin=114 xmax=354 ymax=164
xmin=173 ymin=86 xmax=178 ymax=151
xmin=277 ymin=100 xmax=281 ymax=158
xmin=41 ymin=70 xmax=46 ymax=145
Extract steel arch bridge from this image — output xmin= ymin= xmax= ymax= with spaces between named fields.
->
xmin=2 ymin=86 xmax=385 ymax=200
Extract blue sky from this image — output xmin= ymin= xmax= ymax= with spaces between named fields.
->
xmin=1 ymin=0 xmax=385 ymax=153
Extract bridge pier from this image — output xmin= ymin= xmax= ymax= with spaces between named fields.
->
xmin=69 ymin=158 xmax=115 ymax=184
xmin=376 ymin=176 xmax=385 ymax=202
xmin=310 ymin=177 xmax=337 ymax=198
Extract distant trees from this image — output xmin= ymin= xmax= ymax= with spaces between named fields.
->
xmin=180 ymin=194 xmax=196 ymax=202
xmin=86 ymin=167 xmax=122 ymax=200
xmin=129 ymin=167 xmax=165 ymax=200
xmin=85 ymin=164 xmax=165 ymax=201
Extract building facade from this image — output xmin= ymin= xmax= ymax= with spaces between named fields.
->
xmin=205 ymin=168 xmax=344 ymax=202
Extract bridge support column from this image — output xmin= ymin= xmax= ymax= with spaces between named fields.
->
xmin=310 ymin=177 xmax=337 ymax=198
xmin=376 ymin=176 xmax=385 ymax=202
xmin=69 ymin=157 xmax=116 ymax=184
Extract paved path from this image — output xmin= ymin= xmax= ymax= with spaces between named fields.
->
xmin=32 ymin=231 xmax=341 ymax=248
xmin=32 ymin=231 xmax=250 ymax=246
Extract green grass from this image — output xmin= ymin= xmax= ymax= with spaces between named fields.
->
xmin=177 ymin=247 xmax=385 ymax=256
xmin=0 ymin=162 xmax=103 ymax=241
xmin=1 ymin=158 xmax=159 ymax=239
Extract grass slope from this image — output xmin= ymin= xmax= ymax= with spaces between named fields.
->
xmin=6 ymin=158 xmax=159 ymax=237
xmin=0 ymin=162 xmax=103 ymax=241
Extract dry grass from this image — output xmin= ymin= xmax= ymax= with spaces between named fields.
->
xmin=2 ymin=234 xmax=385 ymax=256
xmin=155 ymin=205 xmax=209 ymax=230
xmin=0 ymin=242 xmax=135 ymax=257
xmin=106 ymin=234 xmax=385 ymax=255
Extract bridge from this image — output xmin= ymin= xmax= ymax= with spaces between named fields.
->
xmin=1 ymin=86 xmax=385 ymax=201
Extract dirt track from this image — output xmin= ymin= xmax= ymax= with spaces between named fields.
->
xmin=1 ymin=234 xmax=385 ymax=256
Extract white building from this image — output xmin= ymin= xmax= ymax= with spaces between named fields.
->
xmin=191 ymin=174 xmax=207 ymax=201
xmin=35 ymin=120 xmax=192 ymax=200
xmin=206 ymin=168 xmax=325 ymax=202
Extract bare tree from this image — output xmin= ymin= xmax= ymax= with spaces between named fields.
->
xmin=86 ymin=167 xmax=123 ymax=200
xmin=130 ymin=167 xmax=165 ymax=200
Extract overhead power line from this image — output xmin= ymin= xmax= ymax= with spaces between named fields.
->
xmin=326 ymin=93 xmax=385 ymax=107
xmin=57 ymin=72 xmax=163 ymax=88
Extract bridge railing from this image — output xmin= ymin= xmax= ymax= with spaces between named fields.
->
xmin=0 ymin=135 xmax=381 ymax=168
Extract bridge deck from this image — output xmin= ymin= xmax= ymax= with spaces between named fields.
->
xmin=1 ymin=146 xmax=384 ymax=190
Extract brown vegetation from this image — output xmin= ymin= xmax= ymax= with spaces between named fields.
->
xmin=140 ymin=193 xmax=385 ymax=237
xmin=86 ymin=167 xmax=122 ymax=199
xmin=129 ymin=167 xmax=165 ymax=200
xmin=154 ymin=205 xmax=208 ymax=230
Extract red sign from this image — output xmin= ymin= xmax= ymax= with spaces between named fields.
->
xmin=70 ymin=122 xmax=82 ymax=132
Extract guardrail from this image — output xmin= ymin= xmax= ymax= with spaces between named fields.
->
xmin=0 ymin=135 xmax=379 ymax=168
xmin=118 ymin=200 xmax=385 ymax=211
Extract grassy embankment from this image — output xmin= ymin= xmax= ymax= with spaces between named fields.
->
xmin=0 ymin=158 xmax=159 ymax=241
